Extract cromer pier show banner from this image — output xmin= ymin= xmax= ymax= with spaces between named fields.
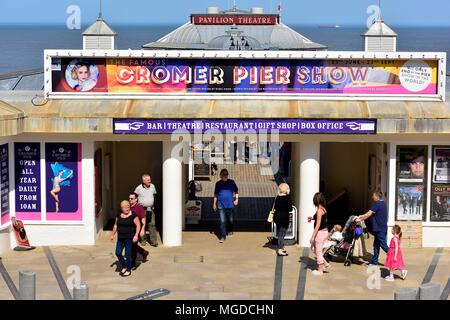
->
xmin=51 ymin=57 xmax=438 ymax=96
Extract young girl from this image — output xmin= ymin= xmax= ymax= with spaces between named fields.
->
xmin=385 ymin=225 xmax=408 ymax=281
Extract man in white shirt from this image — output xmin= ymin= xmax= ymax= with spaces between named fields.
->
xmin=134 ymin=174 xmax=158 ymax=247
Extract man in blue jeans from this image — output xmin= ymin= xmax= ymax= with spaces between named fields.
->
xmin=357 ymin=191 xmax=389 ymax=265
xmin=213 ymin=169 xmax=239 ymax=243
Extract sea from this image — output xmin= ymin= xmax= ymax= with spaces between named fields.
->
xmin=0 ymin=25 xmax=449 ymax=74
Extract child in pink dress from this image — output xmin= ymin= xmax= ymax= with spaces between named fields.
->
xmin=385 ymin=225 xmax=408 ymax=281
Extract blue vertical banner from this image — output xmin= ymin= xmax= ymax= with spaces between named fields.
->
xmin=45 ymin=143 xmax=82 ymax=221
xmin=14 ymin=143 xmax=42 ymax=221
xmin=0 ymin=144 xmax=10 ymax=225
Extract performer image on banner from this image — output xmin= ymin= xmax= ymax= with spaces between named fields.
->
xmin=49 ymin=162 xmax=74 ymax=213
xmin=65 ymin=59 xmax=99 ymax=92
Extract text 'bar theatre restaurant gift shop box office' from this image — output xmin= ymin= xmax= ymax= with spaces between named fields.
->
xmin=0 ymin=6 xmax=449 ymax=252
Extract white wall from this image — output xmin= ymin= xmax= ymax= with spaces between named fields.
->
xmin=423 ymin=225 xmax=450 ymax=247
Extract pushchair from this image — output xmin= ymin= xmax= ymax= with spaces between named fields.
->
xmin=324 ymin=215 xmax=368 ymax=266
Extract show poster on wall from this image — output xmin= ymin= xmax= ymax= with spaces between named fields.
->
xmin=433 ymin=147 xmax=450 ymax=183
xmin=431 ymin=184 xmax=450 ymax=221
xmin=396 ymin=146 xmax=427 ymax=221
xmin=45 ymin=143 xmax=82 ymax=221
xmin=49 ymin=57 xmax=439 ymax=97
xmin=0 ymin=144 xmax=9 ymax=225
xmin=396 ymin=184 xmax=424 ymax=221
xmin=397 ymin=147 xmax=427 ymax=183
xmin=14 ymin=143 xmax=41 ymax=221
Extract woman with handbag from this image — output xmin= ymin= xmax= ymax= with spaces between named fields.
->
xmin=270 ymin=183 xmax=293 ymax=256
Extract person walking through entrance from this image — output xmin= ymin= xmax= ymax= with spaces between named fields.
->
xmin=134 ymin=174 xmax=158 ymax=247
xmin=273 ymin=183 xmax=293 ymax=256
xmin=356 ymin=191 xmax=389 ymax=266
xmin=110 ymin=200 xmax=140 ymax=277
xmin=129 ymin=192 xmax=149 ymax=268
xmin=213 ymin=169 xmax=239 ymax=243
xmin=310 ymin=192 xmax=331 ymax=276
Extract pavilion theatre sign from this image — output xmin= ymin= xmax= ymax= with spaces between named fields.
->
xmin=45 ymin=50 xmax=446 ymax=101
xmin=113 ymin=119 xmax=377 ymax=135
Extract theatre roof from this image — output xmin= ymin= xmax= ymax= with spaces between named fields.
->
xmin=142 ymin=8 xmax=327 ymax=51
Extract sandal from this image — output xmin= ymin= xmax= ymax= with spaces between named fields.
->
xmin=121 ymin=271 xmax=131 ymax=277
xmin=119 ymin=268 xmax=127 ymax=275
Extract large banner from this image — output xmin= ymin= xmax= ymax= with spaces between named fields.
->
xmin=0 ymin=144 xmax=9 ymax=225
xmin=14 ymin=143 xmax=41 ymax=221
xmin=50 ymin=57 xmax=439 ymax=97
xmin=113 ymin=118 xmax=376 ymax=134
xmin=45 ymin=143 xmax=82 ymax=221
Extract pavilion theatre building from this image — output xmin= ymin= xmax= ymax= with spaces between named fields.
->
xmin=0 ymin=7 xmax=449 ymax=253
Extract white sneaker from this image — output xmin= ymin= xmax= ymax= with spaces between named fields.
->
xmin=385 ymin=275 xmax=394 ymax=282
xmin=312 ymin=270 xmax=323 ymax=276
xmin=401 ymin=270 xmax=408 ymax=280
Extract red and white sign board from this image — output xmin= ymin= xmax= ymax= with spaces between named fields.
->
xmin=191 ymin=14 xmax=278 ymax=25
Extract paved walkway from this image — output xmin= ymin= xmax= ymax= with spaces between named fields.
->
xmin=0 ymin=232 xmax=448 ymax=300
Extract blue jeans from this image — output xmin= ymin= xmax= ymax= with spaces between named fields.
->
xmin=218 ymin=207 xmax=234 ymax=239
xmin=116 ymin=238 xmax=133 ymax=271
xmin=370 ymin=231 xmax=389 ymax=265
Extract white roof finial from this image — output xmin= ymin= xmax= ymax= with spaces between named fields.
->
xmin=98 ymin=0 xmax=103 ymax=19
xmin=377 ymin=0 xmax=382 ymax=21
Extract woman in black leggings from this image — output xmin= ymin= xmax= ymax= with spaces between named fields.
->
xmin=273 ymin=183 xmax=293 ymax=256
xmin=111 ymin=200 xmax=140 ymax=277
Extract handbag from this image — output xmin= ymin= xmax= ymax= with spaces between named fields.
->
xmin=267 ymin=196 xmax=277 ymax=223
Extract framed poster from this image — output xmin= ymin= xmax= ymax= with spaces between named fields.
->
xmin=14 ymin=143 xmax=41 ymax=221
xmin=396 ymin=184 xmax=424 ymax=221
xmin=433 ymin=147 xmax=450 ymax=183
xmin=45 ymin=143 xmax=82 ymax=221
xmin=431 ymin=184 xmax=450 ymax=221
xmin=0 ymin=144 xmax=9 ymax=225
xmin=397 ymin=146 xmax=427 ymax=183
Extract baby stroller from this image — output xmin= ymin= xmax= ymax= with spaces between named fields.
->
xmin=324 ymin=215 xmax=368 ymax=266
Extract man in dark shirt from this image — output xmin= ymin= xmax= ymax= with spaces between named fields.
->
xmin=213 ymin=169 xmax=239 ymax=243
xmin=357 ymin=191 xmax=389 ymax=266
xmin=129 ymin=192 xmax=149 ymax=267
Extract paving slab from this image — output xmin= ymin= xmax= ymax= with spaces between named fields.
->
xmin=0 ymin=232 xmax=448 ymax=300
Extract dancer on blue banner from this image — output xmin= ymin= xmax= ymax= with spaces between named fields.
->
xmin=49 ymin=162 xmax=73 ymax=213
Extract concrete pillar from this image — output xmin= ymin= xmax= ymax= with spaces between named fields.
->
xmin=394 ymin=287 xmax=417 ymax=300
xmin=182 ymin=163 xmax=188 ymax=231
xmin=297 ymin=142 xmax=320 ymax=247
xmin=73 ymin=282 xmax=89 ymax=300
xmin=162 ymin=141 xmax=183 ymax=246
xmin=419 ymin=282 xmax=441 ymax=300
xmin=19 ymin=270 xmax=36 ymax=300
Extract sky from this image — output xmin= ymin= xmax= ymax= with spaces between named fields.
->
xmin=0 ymin=0 xmax=449 ymax=26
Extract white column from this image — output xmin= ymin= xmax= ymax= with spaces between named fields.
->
xmin=163 ymin=141 xmax=183 ymax=246
xmin=388 ymin=143 xmax=397 ymax=227
xmin=297 ymin=142 xmax=320 ymax=247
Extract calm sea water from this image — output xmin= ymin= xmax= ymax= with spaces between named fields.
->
xmin=0 ymin=25 xmax=449 ymax=74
